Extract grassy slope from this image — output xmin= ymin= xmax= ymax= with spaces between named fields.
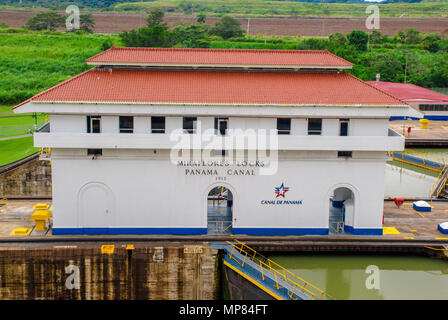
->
xmin=114 ymin=0 xmax=448 ymax=17
xmin=0 ymin=31 xmax=120 ymax=105
xmin=0 ymin=136 xmax=37 ymax=166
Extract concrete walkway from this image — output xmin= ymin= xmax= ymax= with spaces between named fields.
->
xmin=0 ymin=134 xmax=32 ymax=141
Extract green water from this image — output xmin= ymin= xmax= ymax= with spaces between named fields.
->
xmin=269 ymin=254 xmax=448 ymax=300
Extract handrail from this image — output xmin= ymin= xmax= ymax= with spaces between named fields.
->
xmin=389 ymin=149 xmax=448 ymax=173
xmin=429 ymin=165 xmax=448 ymax=200
xmin=226 ymin=239 xmax=335 ymax=300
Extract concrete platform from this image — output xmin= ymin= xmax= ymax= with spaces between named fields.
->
xmin=390 ymin=120 xmax=448 ymax=146
xmin=2 ymin=199 xmax=448 ymax=244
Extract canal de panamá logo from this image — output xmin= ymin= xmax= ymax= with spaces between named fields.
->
xmin=261 ymin=183 xmax=302 ymax=205
xmin=275 ymin=183 xmax=289 ymax=198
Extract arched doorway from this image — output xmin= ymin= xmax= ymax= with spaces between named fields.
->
xmin=78 ymin=182 xmax=115 ymax=233
xmin=329 ymin=187 xmax=354 ymax=235
xmin=207 ymin=186 xmax=233 ymax=234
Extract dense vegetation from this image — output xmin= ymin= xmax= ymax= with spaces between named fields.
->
xmin=0 ymin=0 xmax=447 ymax=17
xmin=0 ymin=9 xmax=447 ymax=106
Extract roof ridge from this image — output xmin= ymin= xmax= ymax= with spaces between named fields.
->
xmin=104 ymin=46 xmax=334 ymax=54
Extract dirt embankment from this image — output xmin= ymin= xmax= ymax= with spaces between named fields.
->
xmin=1 ymin=9 xmax=448 ymax=36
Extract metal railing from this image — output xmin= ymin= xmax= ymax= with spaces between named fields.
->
xmin=226 ymin=239 xmax=335 ymax=300
xmin=388 ymin=149 xmax=448 ymax=173
xmin=429 ymin=166 xmax=448 ymax=199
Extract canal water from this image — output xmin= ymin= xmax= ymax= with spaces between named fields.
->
xmin=269 ymin=254 xmax=448 ymax=300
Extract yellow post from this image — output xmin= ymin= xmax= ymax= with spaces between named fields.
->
xmin=30 ymin=210 xmax=51 ymax=232
xmin=419 ymin=118 xmax=430 ymax=129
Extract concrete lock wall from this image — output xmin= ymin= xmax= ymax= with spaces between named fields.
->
xmin=0 ymin=244 xmax=219 ymax=300
xmin=0 ymin=158 xmax=51 ymax=198
xmin=50 ymin=149 xmax=386 ymax=235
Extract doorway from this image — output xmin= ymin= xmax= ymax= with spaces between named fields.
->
xmin=329 ymin=187 xmax=354 ymax=235
xmin=207 ymin=186 xmax=233 ymax=234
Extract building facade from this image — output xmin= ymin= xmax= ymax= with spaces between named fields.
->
xmin=14 ymin=48 xmax=421 ymax=236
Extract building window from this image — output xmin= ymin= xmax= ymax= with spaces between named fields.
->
xmin=339 ymin=119 xmax=349 ymax=136
xmin=87 ymin=116 xmax=101 ymax=133
xmin=87 ymin=149 xmax=102 ymax=156
xmin=119 ymin=116 xmax=133 ymax=133
xmin=419 ymin=104 xmax=448 ymax=111
xmin=338 ymin=151 xmax=352 ymax=158
xmin=183 ymin=117 xmax=197 ymax=134
xmin=214 ymin=117 xmax=228 ymax=135
xmin=308 ymin=118 xmax=322 ymax=135
xmin=151 ymin=117 xmax=165 ymax=134
xmin=277 ymin=118 xmax=291 ymax=135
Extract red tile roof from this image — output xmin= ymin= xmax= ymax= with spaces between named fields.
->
xmin=86 ymin=47 xmax=353 ymax=69
xmin=366 ymin=81 xmax=448 ymax=105
xmin=19 ymin=69 xmax=406 ymax=107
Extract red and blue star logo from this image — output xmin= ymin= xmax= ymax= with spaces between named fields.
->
xmin=275 ymin=183 xmax=289 ymax=198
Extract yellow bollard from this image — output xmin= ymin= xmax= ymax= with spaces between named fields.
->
xmin=419 ymin=118 xmax=430 ymax=129
xmin=9 ymin=228 xmax=31 ymax=236
xmin=32 ymin=203 xmax=50 ymax=210
xmin=30 ymin=210 xmax=51 ymax=232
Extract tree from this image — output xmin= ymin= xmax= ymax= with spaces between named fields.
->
xmin=347 ymin=30 xmax=369 ymax=51
xmin=422 ymin=33 xmax=441 ymax=53
xmin=209 ymin=15 xmax=244 ymax=40
xmin=397 ymin=29 xmax=422 ymax=44
xmin=173 ymin=24 xmax=210 ymax=48
xmin=25 ymin=11 xmax=65 ymax=31
xmin=146 ymin=8 xmax=167 ymax=28
xmin=329 ymin=32 xmax=347 ymax=46
xmin=196 ymin=13 xmax=206 ymax=23
xmin=80 ymin=14 xmax=95 ymax=33
xmin=120 ymin=26 xmax=176 ymax=47
xmin=369 ymin=30 xmax=385 ymax=44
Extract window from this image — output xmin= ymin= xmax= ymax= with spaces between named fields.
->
xmin=183 ymin=117 xmax=197 ymax=134
xmin=308 ymin=118 xmax=322 ymax=135
xmin=151 ymin=117 xmax=165 ymax=134
xmin=277 ymin=118 xmax=291 ymax=135
xmin=87 ymin=149 xmax=102 ymax=156
xmin=338 ymin=151 xmax=352 ymax=158
xmin=119 ymin=116 xmax=133 ymax=133
xmin=87 ymin=116 xmax=101 ymax=133
xmin=339 ymin=119 xmax=349 ymax=136
xmin=214 ymin=117 xmax=228 ymax=135
xmin=419 ymin=104 xmax=448 ymax=111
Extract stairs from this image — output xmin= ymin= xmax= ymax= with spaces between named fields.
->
xmin=223 ymin=240 xmax=334 ymax=300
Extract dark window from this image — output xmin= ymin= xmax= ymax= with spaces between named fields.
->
xmin=87 ymin=116 xmax=101 ymax=133
xmin=338 ymin=151 xmax=352 ymax=158
xmin=339 ymin=119 xmax=349 ymax=136
xmin=119 ymin=116 xmax=133 ymax=133
xmin=214 ymin=117 xmax=228 ymax=135
xmin=151 ymin=117 xmax=165 ymax=134
xmin=87 ymin=149 xmax=102 ymax=156
xmin=308 ymin=118 xmax=322 ymax=135
xmin=419 ymin=104 xmax=448 ymax=111
xmin=183 ymin=117 xmax=197 ymax=134
xmin=277 ymin=118 xmax=291 ymax=135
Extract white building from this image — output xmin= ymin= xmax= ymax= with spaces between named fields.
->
xmin=14 ymin=47 xmax=421 ymax=236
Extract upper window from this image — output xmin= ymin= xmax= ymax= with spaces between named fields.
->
xmin=214 ymin=117 xmax=228 ymax=135
xmin=277 ymin=118 xmax=291 ymax=135
xmin=339 ymin=119 xmax=349 ymax=136
xmin=308 ymin=118 xmax=322 ymax=135
xmin=151 ymin=117 xmax=165 ymax=134
xmin=119 ymin=116 xmax=134 ymax=133
xmin=87 ymin=116 xmax=101 ymax=134
xmin=183 ymin=117 xmax=197 ymax=134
